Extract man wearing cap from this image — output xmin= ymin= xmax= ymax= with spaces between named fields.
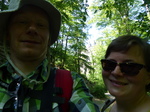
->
xmin=0 ymin=0 xmax=99 ymax=112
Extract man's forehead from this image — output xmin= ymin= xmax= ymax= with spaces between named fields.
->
xmin=12 ymin=5 xmax=49 ymax=17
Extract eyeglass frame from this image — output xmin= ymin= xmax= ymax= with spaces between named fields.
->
xmin=2 ymin=77 xmax=22 ymax=112
xmin=101 ymin=59 xmax=146 ymax=76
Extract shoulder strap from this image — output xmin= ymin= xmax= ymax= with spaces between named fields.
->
xmin=38 ymin=68 xmax=56 ymax=112
xmin=55 ymin=69 xmax=73 ymax=112
xmin=27 ymin=68 xmax=73 ymax=112
xmin=101 ymin=99 xmax=115 ymax=112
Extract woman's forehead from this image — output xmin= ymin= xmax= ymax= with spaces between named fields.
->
xmin=108 ymin=45 xmax=145 ymax=63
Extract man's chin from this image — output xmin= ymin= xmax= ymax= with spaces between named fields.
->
xmin=16 ymin=52 xmax=45 ymax=60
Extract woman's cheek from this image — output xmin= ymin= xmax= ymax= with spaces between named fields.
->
xmin=102 ymin=70 xmax=110 ymax=77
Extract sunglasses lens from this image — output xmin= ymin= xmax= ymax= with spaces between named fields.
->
xmin=3 ymin=77 xmax=22 ymax=112
xmin=2 ymin=97 xmax=17 ymax=112
xmin=120 ymin=63 xmax=143 ymax=76
xmin=101 ymin=59 xmax=117 ymax=71
xmin=101 ymin=59 xmax=145 ymax=76
xmin=8 ymin=81 xmax=18 ymax=92
xmin=8 ymin=78 xmax=22 ymax=92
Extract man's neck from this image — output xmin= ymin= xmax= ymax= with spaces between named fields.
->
xmin=10 ymin=56 xmax=44 ymax=75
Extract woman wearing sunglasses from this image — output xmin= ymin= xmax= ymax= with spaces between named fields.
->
xmin=101 ymin=35 xmax=150 ymax=112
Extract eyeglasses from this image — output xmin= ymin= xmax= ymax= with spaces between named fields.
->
xmin=2 ymin=77 xmax=22 ymax=112
xmin=101 ymin=59 xmax=146 ymax=76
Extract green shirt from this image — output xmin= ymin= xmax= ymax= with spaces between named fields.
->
xmin=0 ymin=59 xmax=99 ymax=112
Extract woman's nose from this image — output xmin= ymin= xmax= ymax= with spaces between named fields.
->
xmin=111 ymin=65 xmax=124 ymax=77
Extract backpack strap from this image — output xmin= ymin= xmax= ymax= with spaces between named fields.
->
xmin=0 ymin=67 xmax=73 ymax=111
xmin=55 ymin=69 xmax=73 ymax=112
xmin=28 ymin=68 xmax=73 ymax=112
xmin=38 ymin=68 xmax=57 ymax=111
xmin=101 ymin=99 xmax=115 ymax=112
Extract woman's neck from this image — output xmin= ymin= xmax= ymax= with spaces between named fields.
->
xmin=111 ymin=94 xmax=150 ymax=112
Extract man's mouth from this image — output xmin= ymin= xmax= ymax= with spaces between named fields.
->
xmin=21 ymin=40 xmax=40 ymax=44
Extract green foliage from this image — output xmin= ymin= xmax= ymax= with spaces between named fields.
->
xmin=0 ymin=0 xmax=9 ymax=10
xmin=89 ymin=83 xmax=107 ymax=99
xmin=90 ymin=75 xmax=106 ymax=97
xmin=89 ymin=0 xmax=150 ymax=37
xmin=83 ymin=37 xmax=113 ymax=99
xmin=48 ymin=0 xmax=93 ymax=75
xmin=81 ymin=73 xmax=107 ymax=99
xmin=2 ymin=0 xmax=150 ymax=99
xmin=87 ymin=0 xmax=150 ymax=99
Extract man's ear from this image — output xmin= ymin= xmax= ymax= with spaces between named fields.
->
xmin=6 ymin=34 xmax=10 ymax=44
xmin=48 ymin=35 xmax=51 ymax=46
xmin=48 ymin=40 xmax=51 ymax=46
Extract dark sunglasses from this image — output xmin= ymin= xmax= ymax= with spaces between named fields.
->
xmin=2 ymin=77 xmax=22 ymax=112
xmin=101 ymin=59 xmax=146 ymax=76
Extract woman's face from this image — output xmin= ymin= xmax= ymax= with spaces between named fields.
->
xmin=102 ymin=45 xmax=150 ymax=100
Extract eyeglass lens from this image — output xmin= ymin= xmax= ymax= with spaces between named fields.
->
xmin=101 ymin=59 xmax=144 ymax=76
xmin=2 ymin=77 xmax=22 ymax=112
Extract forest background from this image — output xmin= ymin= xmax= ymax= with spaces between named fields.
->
xmin=0 ymin=0 xmax=150 ymax=99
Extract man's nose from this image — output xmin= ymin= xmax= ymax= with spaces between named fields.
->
xmin=26 ymin=23 xmax=38 ymax=35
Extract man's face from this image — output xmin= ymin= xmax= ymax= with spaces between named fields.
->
xmin=8 ymin=5 xmax=50 ymax=61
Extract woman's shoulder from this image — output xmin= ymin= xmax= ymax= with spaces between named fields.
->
xmin=100 ymin=99 xmax=115 ymax=112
